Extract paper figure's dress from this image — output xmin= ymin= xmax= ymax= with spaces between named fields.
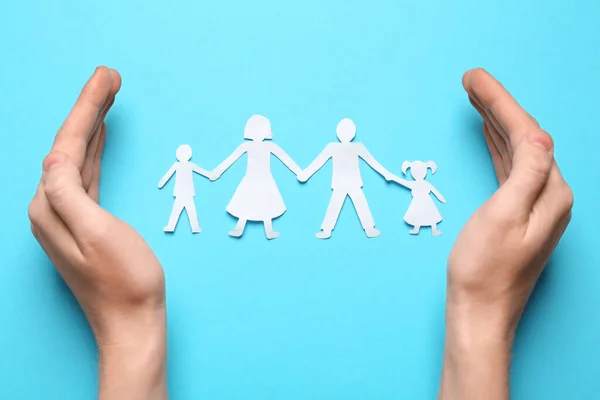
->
xmin=404 ymin=181 xmax=442 ymax=226
xmin=226 ymin=143 xmax=286 ymax=221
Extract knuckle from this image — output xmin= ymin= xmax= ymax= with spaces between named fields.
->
xmin=514 ymin=128 xmax=552 ymax=150
xmin=560 ymin=184 xmax=574 ymax=213
xmin=535 ymin=129 xmax=553 ymax=143
xmin=27 ymin=195 xmax=45 ymax=226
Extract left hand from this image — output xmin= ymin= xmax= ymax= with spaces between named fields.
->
xmin=28 ymin=67 xmax=168 ymax=400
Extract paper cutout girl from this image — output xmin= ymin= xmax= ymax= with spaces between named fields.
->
xmin=210 ymin=115 xmax=302 ymax=239
xmin=390 ymin=160 xmax=446 ymax=236
xmin=158 ymin=144 xmax=211 ymax=233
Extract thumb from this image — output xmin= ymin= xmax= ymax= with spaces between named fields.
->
xmin=42 ymin=152 xmax=104 ymax=237
xmin=501 ymin=130 xmax=554 ymax=214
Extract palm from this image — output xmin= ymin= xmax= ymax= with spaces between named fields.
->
xmin=29 ymin=67 xmax=166 ymax=337
xmin=447 ymin=69 xmax=572 ymax=308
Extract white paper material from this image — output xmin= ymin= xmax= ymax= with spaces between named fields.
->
xmin=390 ymin=160 xmax=446 ymax=236
xmin=298 ymin=118 xmax=393 ymax=239
xmin=210 ymin=115 xmax=302 ymax=239
xmin=158 ymin=144 xmax=211 ymax=233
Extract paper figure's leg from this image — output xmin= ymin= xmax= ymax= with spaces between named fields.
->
xmin=164 ymin=197 xmax=185 ymax=232
xmin=264 ymin=219 xmax=280 ymax=240
xmin=317 ymin=190 xmax=346 ymax=239
xmin=229 ymin=218 xmax=247 ymax=237
xmin=184 ymin=198 xmax=201 ymax=233
xmin=409 ymin=225 xmax=421 ymax=235
xmin=431 ymin=223 xmax=442 ymax=236
xmin=348 ymin=189 xmax=380 ymax=238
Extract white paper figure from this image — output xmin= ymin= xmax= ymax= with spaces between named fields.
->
xmin=390 ymin=160 xmax=446 ymax=236
xmin=298 ymin=118 xmax=393 ymax=239
xmin=210 ymin=115 xmax=302 ymax=239
xmin=158 ymin=144 xmax=211 ymax=233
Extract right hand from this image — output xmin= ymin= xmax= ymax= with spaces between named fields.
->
xmin=28 ymin=67 xmax=167 ymax=399
xmin=447 ymin=68 xmax=573 ymax=331
xmin=439 ymin=68 xmax=573 ymax=399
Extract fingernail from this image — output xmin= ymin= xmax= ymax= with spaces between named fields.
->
xmin=43 ymin=153 xmax=65 ymax=171
xmin=530 ymin=131 xmax=554 ymax=153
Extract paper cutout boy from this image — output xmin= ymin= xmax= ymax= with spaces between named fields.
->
xmin=158 ymin=144 xmax=212 ymax=233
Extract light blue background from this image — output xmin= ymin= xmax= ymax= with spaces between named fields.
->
xmin=1 ymin=0 xmax=598 ymax=398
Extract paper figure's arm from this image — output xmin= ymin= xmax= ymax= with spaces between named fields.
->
xmin=211 ymin=144 xmax=247 ymax=180
xmin=389 ymin=174 xmax=414 ymax=189
xmin=429 ymin=183 xmax=446 ymax=203
xmin=299 ymin=145 xmax=333 ymax=181
xmin=270 ymin=144 xmax=302 ymax=175
xmin=158 ymin=164 xmax=177 ymax=188
xmin=191 ymin=163 xmax=211 ymax=179
xmin=357 ymin=144 xmax=392 ymax=180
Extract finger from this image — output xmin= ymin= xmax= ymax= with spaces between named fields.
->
xmin=87 ymin=124 xmax=107 ymax=203
xmin=500 ymin=130 xmax=554 ymax=215
xmin=464 ymin=74 xmax=514 ymax=153
xmin=42 ymin=152 xmax=106 ymax=240
xmin=468 ymin=96 xmax=512 ymax=179
xmin=475 ymin=96 xmax=514 ymax=160
xmin=50 ymin=67 xmax=120 ymax=170
xmin=81 ymin=85 xmax=118 ymax=191
xmin=482 ymin=123 xmax=507 ymax=184
xmin=81 ymin=124 xmax=103 ymax=191
xmin=466 ymin=68 xmax=539 ymax=147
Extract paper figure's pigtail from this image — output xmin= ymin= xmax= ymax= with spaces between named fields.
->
xmin=402 ymin=161 xmax=411 ymax=174
xmin=425 ymin=160 xmax=437 ymax=174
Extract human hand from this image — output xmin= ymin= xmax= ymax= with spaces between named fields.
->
xmin=439 ymin=69 xmax=573 ymax=400
xmin=28 ymin=67 xmax=167 ymax=400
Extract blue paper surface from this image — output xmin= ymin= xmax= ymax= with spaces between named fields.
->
xmin=0 ymin=0 xmax=598 ymax=398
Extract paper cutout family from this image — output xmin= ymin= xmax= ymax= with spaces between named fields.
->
xmin=158 ymin=115 xmax=446 ymax=239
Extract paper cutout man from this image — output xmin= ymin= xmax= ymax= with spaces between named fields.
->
xmin=390 ymin=160 xmax=446 ymax=236
xmin=298 ymin=118 xmax=393 ymax=239
xmin=210 ymin=115 xmax=302 ymax=239
xmin=158 ymin=144 xmax=212 ymax=233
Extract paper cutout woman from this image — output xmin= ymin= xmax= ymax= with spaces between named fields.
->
xmin=158 ymin=144 xmax=212 ymax=233
xmin=390 ymin=160 xmax=446 ymax=236
xmin=210 ymin=115 xmax=302 ymax=239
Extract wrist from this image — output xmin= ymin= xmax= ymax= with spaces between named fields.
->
xmin=96 ymin=307 xmax=168 ymax=400
xmin=439 ymin=301 xmax=514 ymax=400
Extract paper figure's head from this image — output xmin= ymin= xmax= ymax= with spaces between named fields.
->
xmin=176 ymin=144 xmax=192 ymax=161
xmin=244 ymin=114 xmax=272 ymax=141
xmin=402 ymin=160 xmax=437 ymax=180
xmin=336 ymin=118 xmax=356 ymax=143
